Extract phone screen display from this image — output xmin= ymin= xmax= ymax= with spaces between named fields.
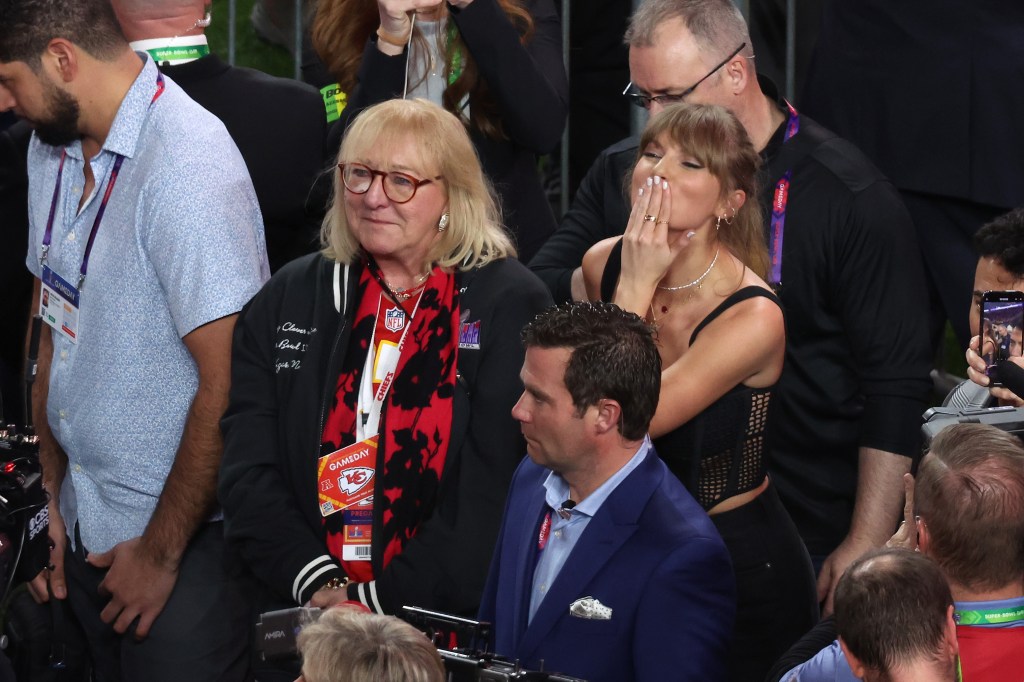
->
xmin=981 ymin=291 xmax=1024 ymax=383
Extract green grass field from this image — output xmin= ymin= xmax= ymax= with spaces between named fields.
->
xmin=208 ymin=0 xmax=296 ymax=78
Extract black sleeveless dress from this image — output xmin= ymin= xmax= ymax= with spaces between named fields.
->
xmin=602 ymin=240 xmax=818 ymax=682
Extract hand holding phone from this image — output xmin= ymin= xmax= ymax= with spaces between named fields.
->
xmin=980 ymin=290 xmax=1024 ymax=387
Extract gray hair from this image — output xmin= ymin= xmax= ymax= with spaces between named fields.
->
xmin=625 ymin=0 xmax=751 ymax=61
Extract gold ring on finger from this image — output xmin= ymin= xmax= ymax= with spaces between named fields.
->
xmin=643 ymin=214 xmax=657 ymax=223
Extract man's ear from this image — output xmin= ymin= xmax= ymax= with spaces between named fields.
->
xmin=944 ymin=604 xmax=959 ymax=657
xmin=838 ymin=637 xmax=868 ymax=680
xmin=722 ymin=51 xmax=748 ymax=94
xmin=917 ymin=516 xmax=932 ymax=556
xmin=592 ymin=398 xmax=623 ymax=437
xmin=43 ymin=38 xmax=79 ymax=83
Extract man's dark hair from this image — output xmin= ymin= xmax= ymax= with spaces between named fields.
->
xmin=521 ymin=301 xmax=661 ymax=441
xmin=0 ymin=0 xmax=126 ymax=66
xmin=916 ymin=422 xmax=1024 ymax=591
xmin=834 ymin=548 xmax=953 ymax=679
xmin=974 ymin=207 xmax=1024 ymax=279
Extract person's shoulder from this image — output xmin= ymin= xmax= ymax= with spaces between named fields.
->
xmin=794 ymin=114 xmax=892 ymax=195
xmin=466 ymin=257 xmax=551 ymax=298
xmin=24 ymin=132 xmax=59 ymax=169
xmin=715 ymin=284 xmax=784 ymax=324
xmin=151 ymin=75 xmax=239 ymax=149
xmin=584 ymin=235 xmax=621 ymax=266
xmin=642 ymin=452 xmax=721 ymax=540
xmin=243 ymin=253 xmax=328 ymax=313
xmin=601 ymin=135 xmax=640 ymax=163
xmin=275 ymin=251 xmax=327 ymax=281
xmin=217 ymin=62 xmax=324 ymax=106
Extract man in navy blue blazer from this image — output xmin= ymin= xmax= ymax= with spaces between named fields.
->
xmin=478 ymin=302 xmax=735 ymax=682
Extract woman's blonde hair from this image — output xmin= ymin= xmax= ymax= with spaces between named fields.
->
xmin=636 ymin=103 xmax=767 ymax=279
xmin=311 ymin=0 xmax=533 ymax=139
xmin=321 ymin=98 xmax=515 ymax=271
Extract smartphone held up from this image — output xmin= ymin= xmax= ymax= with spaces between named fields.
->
xmin=980 ymin=290 xmax=1024 ymax=386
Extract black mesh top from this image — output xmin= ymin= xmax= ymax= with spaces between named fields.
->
xmin=601 ymin=240 xmax=782 ymax=510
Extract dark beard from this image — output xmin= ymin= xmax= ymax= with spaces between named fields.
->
xmin=33 ymin=85 xmax=81 ymax=147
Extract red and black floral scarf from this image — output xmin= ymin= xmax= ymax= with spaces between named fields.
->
xmin=320 ymin=261 xmax=459 ymax=581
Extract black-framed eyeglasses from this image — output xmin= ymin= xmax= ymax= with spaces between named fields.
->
xmin=623 ymin=42 xmax=747 ymax=109
xmin=338 ymin=162 xmax=444 ymax=204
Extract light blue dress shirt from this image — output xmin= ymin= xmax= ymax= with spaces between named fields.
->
xmin=25 ymin=54 xmax=268 ymax=553
xmin=528 ymin=437 xmax=652 ymax=622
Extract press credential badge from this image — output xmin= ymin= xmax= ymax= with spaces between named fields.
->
xmin=39 ymin=266 xmax=80 ymax=344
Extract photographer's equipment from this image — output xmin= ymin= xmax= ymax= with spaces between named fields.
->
xmin=0 ymin=315 xmax=50 ymax=597
xmin=255 ymin=606 xmax=321 ymax=661
xmin=402 ymin=606 xmax=587 ymax=682
xmin=922 ymin=361 xmax=1024 ymax=446
xmin=0 ymin=315 xmax=88 ymax=680
xmin=254 ymin=605 xmax=586 ymax=681
xmin=1 ymin=584 xmax=90 ymax=682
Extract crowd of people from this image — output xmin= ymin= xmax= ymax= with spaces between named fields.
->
xmin=0 ymin=0 xmax=1022 ymax=681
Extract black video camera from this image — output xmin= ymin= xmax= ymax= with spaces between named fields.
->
xmin=0 ymin=315 xmax=52 ymax=600
xmin=0 ymin=427 xmax=49 ymax=594
xmin=254 ymin=605 xmax=586 ymax=681
xmin=922 ymin=360 xmax=1024 ymax=447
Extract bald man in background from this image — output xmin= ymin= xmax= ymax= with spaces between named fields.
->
xmin=112 ymin=0 xmax=328 ymax=272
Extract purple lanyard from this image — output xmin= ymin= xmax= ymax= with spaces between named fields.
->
xmin=768 ymin=101 xmax=800 ymax=290
xmin=40 ymin=72 xmax=165 ymax=290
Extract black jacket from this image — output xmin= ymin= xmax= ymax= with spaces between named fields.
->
xmin=219 ymin=253 xmax=551 ymax=615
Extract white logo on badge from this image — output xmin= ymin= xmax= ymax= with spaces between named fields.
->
xmin=384 ymin=307 xmax=405 ymax=332
xmin=337 ymin=467 xmax=375 ymax=495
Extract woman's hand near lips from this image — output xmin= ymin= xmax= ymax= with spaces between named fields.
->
xmin=613 ymin=176 xmax=686 ymax=317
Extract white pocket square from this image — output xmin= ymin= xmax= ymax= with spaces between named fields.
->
xmin=569 ymin=596 xmax=612 ymax=620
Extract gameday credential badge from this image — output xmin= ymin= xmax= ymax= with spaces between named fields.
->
xmin=317 ymin=435 xmax=378 ymax=517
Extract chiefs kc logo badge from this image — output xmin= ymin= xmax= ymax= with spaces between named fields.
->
xmin=337 ymin=467 xmax=375 ymax=496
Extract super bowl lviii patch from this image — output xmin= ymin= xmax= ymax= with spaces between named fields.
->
xmin=459 ymin=318 xmax=481 ymax=350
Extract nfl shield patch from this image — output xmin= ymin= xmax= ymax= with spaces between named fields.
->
xmin=384 ymin=306 xmax=406 ymax=332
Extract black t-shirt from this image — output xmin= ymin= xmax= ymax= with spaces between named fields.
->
xmin=757 ymin=98 xmax=931 ymax=554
